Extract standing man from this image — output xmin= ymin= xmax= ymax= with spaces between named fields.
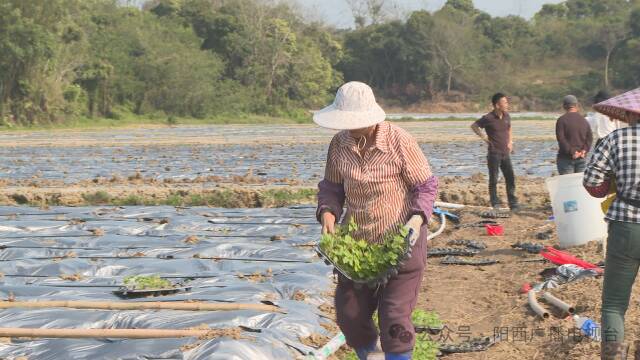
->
xmin=555 ymin=95 xmax=593 ymax=175
xmin=471 ymin=93 xmax=519 ymax=211
xmin=587 ymin=90 xmax=627 ymax=148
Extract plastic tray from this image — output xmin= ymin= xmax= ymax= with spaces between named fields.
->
xmin=315 ymin=229 xmax=414 ymax=287
xmin=113 ymin=285 xmax=191 ymax=299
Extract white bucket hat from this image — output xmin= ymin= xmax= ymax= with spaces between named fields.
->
xmin=313 ymin=81 xmax=386 ymax=130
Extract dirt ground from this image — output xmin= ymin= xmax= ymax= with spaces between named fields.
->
xmin=0 ymin=175 xmax=550 ymax=209
xmin=383 ymin=101 xmax=483 ymax=114
xmin=417 ymin=202 xmax=640 ymax=360
xmin=321 ymin=204 xmax=639 ymax=360
xmin=0 ymin=121 xmax=556 ymax=148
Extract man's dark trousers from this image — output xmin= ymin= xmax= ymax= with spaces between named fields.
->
xmin=487 ymin=152 xmax=517 ymax=208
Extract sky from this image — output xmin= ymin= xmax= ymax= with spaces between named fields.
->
xmin=293 ymin=0 xmax=565 ymax=28
xmin=129 ymin=0 xmax=566 ymax=28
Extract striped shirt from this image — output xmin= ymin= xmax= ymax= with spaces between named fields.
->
xmin=584 ymin=125 xmax=640 ymax=223
xmin=318 ymin=121 xmax=435 ymax=244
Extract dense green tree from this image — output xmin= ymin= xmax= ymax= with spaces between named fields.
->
xmin=338 ymin=21 xmax=413 ymax=93
xmin=178 ymin=0 xmax=340 ymax=113
xmin=443 ymin=0 xmax=476 ymax=15
xmin=405 ymin=11 xmax=439 ymax=100
xmin=536 ymin=4 xmax=569 ymax=19
xmin=0 ymin=0 xmax=67 ymax=123
xmin=481 ymin=16 xmax=533 ymax=50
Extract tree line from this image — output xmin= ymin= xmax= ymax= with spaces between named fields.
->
xmin=1 ymin=0 xmax=639 ymax=125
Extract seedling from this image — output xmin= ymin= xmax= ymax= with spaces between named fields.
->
xmin=319 ymin=218 xmax=409 ymax=281
xmin=123 ymin=275 xmax=172 ymax=290
xmin=412 ymin=309 xmax=443 ymax=329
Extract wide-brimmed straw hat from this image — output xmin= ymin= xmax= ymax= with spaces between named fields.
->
xmin=593 ymin=87 xmax=640 ymax=122
xmin=313 ymin=81 xmax=386 ymax=130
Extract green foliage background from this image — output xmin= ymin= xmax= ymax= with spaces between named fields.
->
xmin=1 ymin=0 xmax=639 ymax=126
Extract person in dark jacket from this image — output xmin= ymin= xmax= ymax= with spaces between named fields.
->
xmin=556 ymin=95 xmax=593 ymax=175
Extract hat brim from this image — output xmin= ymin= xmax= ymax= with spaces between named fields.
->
xmin=593 ymin=104 xmax=640 ymax=123
xmin=593 ymin=87 xmax=640 ymax=123
xmin=312 ymin=103 xmax=386 ymax=130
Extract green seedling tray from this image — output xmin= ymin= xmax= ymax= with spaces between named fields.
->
xmin=315 ymin=228 xmax=414 ymax=287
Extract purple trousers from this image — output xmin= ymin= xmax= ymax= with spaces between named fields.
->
xmin=334 ymin=224 xmax=428 ymax=354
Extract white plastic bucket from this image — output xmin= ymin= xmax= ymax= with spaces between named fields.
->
xmin=545 ymin=173 xmax=608 ymax=248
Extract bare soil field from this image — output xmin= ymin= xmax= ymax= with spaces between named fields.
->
xmin=2 ymin=121 xmax=624 ymax=360
xmin=0 ymin=121 xmax=555 ymax=147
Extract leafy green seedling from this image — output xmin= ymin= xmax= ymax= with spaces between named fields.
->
xmin=319 ymin=218 xmax=409 ymax=281
xmin=123 ymin=275 xmax=172 ymax=289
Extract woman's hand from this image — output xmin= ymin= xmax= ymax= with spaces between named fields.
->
xmin=321 ymin=211 xmax=336 ymax=235
xmin=405 ymin=215 xmax=423 ymax=246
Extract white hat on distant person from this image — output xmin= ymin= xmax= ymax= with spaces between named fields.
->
xmin=313 ymin=81 xmax=386 ymax=130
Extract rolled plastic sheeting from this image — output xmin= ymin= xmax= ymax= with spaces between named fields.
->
xmin=542 ymin=293 xmax=575 ymax=314
xmin=527 ymin=291 xmax=549 ymax=319
xmin=0 ymin=327 xmax=234 ymax=339
xmin=434 ymin=201 xmax=495 ymax=210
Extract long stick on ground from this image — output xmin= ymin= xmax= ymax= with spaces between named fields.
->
xmin=0 ymin=327 xmax=231 ymax=339
xmin=0 ymin=300 xmax=282 ymax=313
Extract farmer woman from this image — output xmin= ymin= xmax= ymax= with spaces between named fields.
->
xmin=315 ymin=81 xmax=438 ymax=360
xmin=583 ymin=88 xmax=640 ymax=360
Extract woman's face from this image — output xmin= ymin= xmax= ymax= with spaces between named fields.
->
xmin=349 ymin=125 xmax=376 ymax=139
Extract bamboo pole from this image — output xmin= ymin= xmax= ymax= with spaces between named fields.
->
xmin=0 ymin=300 xmax=283 ymax=313
xmin=0 ymin=327 xmax=224 ymax=339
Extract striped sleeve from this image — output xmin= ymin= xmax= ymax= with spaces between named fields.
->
xmin=316 ymin=134 xmax=345 ymax=223
xmin=324 ymin=135 xmax=343 ymax=184
xmin=399 ymin=132 xmax=432 ymax=187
